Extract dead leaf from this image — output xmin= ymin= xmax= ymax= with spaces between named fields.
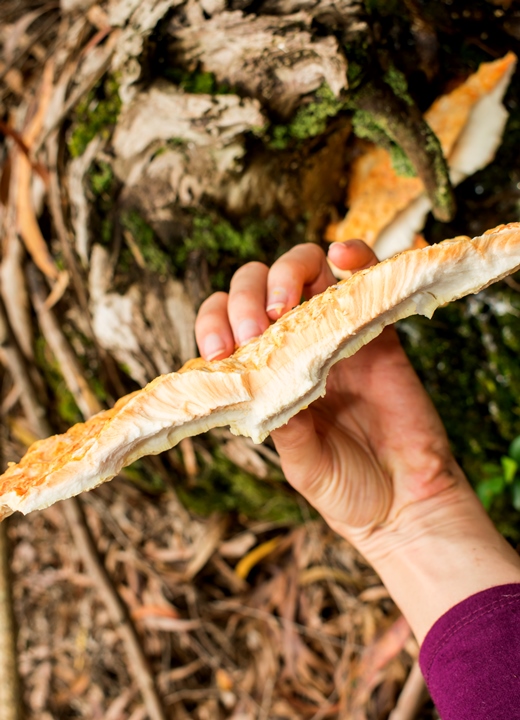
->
xmin=183 ymin=514 xmax=228 ymax=580
xmin=349 ymin=616 xmax=411 ymax=718
xmin=219 ymin=531 xmax=257 ymax=559
xmin=222 ymin=437 xmax=269 ymax=479
xmin=299 ymin=565 xmax=359 ymax=589
xmin=16 ymin=61 xmax=59 ymax=280
xmin=235 ymin=537 xmax=281 ymax=580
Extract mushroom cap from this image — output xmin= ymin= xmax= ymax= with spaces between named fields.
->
xmin=2 ymin=222 xmax=520 ymax=519
xmin=328 ymin=53 xmax=517 ymax=260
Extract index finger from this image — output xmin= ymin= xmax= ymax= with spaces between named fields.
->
xmin=266 ymin=244 xmax=335 ymax=320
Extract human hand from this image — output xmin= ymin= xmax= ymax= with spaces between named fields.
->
xmin=196 ymin=240 xmax=520 ymax=640
xmin=196 ymin=241 xmax=462 ymax=543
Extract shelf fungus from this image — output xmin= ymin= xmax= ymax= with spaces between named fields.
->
xmin=2 ymin=222 xmax=520 ymax=520
xmin=327 ymin=53 xmax=517 ymax=264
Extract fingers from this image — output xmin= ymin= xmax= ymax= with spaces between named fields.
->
xmin=228 ymin=262 xmax=270 ymax=345
xmin=196 ymin=262 xmax=271 ymax=360
xmin=195 ymin=292 xmax=235 ymax=361
xmin=266 ymin=244 xmax=336 ymax=320
xmin=196 ymin=240 xmax=379 ymax=360
xmin=328 ymin=239 xmax=379 ymax=272
xmin=271 ymin=411 xmax=323 ymax=484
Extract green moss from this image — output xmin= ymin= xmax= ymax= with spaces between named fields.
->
xmin=177 ymin=448 xmax=305 ymax=523
xmin=89 ymin=376 xmax=109 ymax=405
xmin=86 ymin=160 xmax=118 ymax=249
xmin=398 ymin=285 xmax=520 ymax=539
xmin=101 ymin=217 xmax=114 ymax=246
xmin=352 ymin=109 xmax=417 ymax=177
xmin=164 ymin=68 xmax=234 ymax=95
xmin=121 ymin=460 xmax=166 ymax=494
xmin=351 ymin=108 xmax=389 ymax=145
xmin=35 ymin=337 xmax=82 ymax=426
xmin=346 ymin=60 xmax=366 ymax=91
xmin=121 ymin=210 xmax=171 ymax=276
xmin=89 ymin=161 xmax=114 ymax=198
xmin=383 ymin=66 xmax=413 ymax=107
xmin=174 ymin=213 xmax=278 ymax=290
xmin=185 ymin=216 xmax=262 ymax=261
xmin=167 ymin=137 xmax=188 ymax=149
xmin=268 ymin=85 xmax=345 ymax=149
xmin=389 ymin=144 xmax=416 ymax=177
xmin=68 ymin=76 xmax=122 ymax=158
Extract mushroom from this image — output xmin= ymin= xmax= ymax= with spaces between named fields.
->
xmin=2 ymin=222 xmax=520 ymax=520
xmin=327 ymin=53 xmax=517 ymax=262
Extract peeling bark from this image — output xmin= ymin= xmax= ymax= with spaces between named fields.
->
xmin=170 ymin=9 xmax=348 ymax=117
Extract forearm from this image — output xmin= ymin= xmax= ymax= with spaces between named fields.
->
xmin=375 ymin=503 xmax=520 ymax=643
xmin=335 ymin=482 xmax=520 ymax=643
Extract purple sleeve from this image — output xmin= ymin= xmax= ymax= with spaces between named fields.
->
xmin=419 ymin=583 xmax=520 ymax=720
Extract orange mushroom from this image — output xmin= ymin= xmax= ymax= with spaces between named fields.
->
xmin=327 ymin=53 xmax=517 ymax=260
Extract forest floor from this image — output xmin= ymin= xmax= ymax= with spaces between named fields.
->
xmin=1 ymin=0 xmax=520 ymax=718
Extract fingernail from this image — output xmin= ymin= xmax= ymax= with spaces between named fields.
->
xmin=237 ymin=319 xmax=262 ymax=346
xmin=266 ymin=287 xmax=288 ymax=317
xmin=204 ymin=333 xmax=226 ymax=361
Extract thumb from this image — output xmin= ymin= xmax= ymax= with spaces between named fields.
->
xmin=271 ymin=410 xmax=323 ymax=493
xmin=273 ymin=411 xmax=394 ymax=531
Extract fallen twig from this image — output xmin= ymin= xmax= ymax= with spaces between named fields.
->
xmin=0 ymin=363 xmax=30 ymax=720
xmin=0 ymin=302 xmax=49 ymax=438
xmin=346 ymin=615 xmax=412 ymax=719
xmin=34 ymin=29 xmax=121 ymax=154
xmin=0 ymin=10 xmax=57 ymax=88
xmin=16 ymin=61 xmax=59 ymax=282
xmin=27 ymin=264 xmax=102 ymax=419
xmin=62 ymin=497 xmax=168 ymax=720
xmin=0 ymin=121 xmax=49 ymax=184
xmin=388 ymin=661 xmax=428 ymax=720
xmin=27 ymin=268 xmax=169 ymax=720
xmin=0 ymin=518 xmax=24 ymax=720
xmin=46 ymin=136 xmax=91 ymax=328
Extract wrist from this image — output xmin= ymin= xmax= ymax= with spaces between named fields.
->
xmin=334 ymin=481 xmax=520 ymax=642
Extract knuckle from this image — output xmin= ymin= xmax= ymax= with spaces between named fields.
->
xmin=293 ymin=243 xmax=325 ymax=262
xmin=231 ymin=261 xmax=268 ymax=286
xmin=198 ymin=291 xmax=227 ymax=312
xmin=229 ymin=288 xmax=255 ymax=306
xmin=243 ymin=260 xmax=269 ymax=272
xmin=196 ymin=292 xmax=228 ymax=324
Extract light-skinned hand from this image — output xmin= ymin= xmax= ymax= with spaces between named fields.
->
xmin=195 ymin=240 xmax=520 ymax=641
